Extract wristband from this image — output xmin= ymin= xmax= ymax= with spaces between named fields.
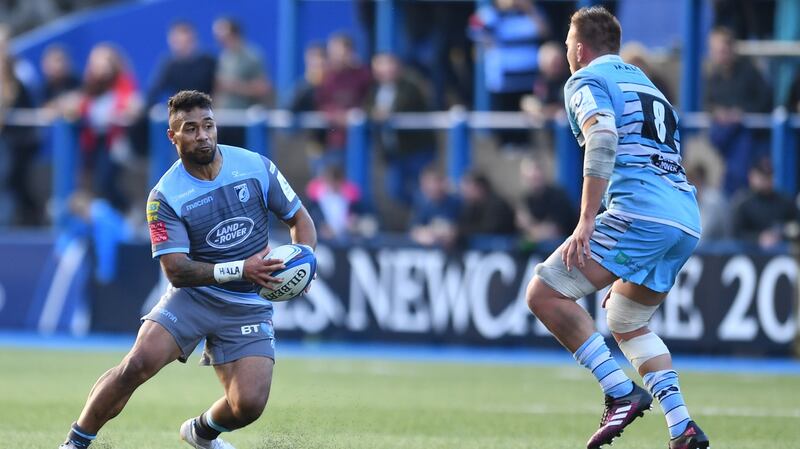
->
xmin=213 ymin=260 xmax=244 ymax=283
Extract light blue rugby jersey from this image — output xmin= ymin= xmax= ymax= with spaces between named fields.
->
xmin=147 ymin=144 xmax=302 ymax=306
xmin=564 ymin=54 xmax=701 ymax=237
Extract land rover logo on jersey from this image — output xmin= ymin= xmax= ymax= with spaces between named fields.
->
xmin=206 ymin=217 xmax=254 ymax=249
xmin=234 ymin=183 xmax=250 ymax=203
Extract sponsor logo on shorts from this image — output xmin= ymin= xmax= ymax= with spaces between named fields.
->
xmin=241 ymin=323 xmax=266 ymax=335
xmin=206 ymin=217 xmax=254 ymax=249
xmin=149 ymin=221 xmax=169 ymax=243
xmin=158 ymin=308 xmax=177 ymax=323
xmin=614 ymin=250 xmax=630 ymax=265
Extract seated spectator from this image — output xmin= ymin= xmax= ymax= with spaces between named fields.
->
xmin=409 ymin=165 xmax=460 ymax=247
xmin=620 ymin=41 xmax=673 ymax=103
xmin=704 ymin=26 xmax=772 ymax=195
xmin=315 ymin=32 xmax=372 ymax=174
xmin=213 ymin=17 xmax=271 ymax=147
xmin=469 ymin=0 xmax=549 ymax=149
xmin=305 ymin=165 xmax=373 ymax=241
xmin=64 ymin=43 xmax=142 ymax=212
xmin=0 ymin=51 xmax=40 ymax=226
xmin=40 ymin=44 xmax=80 ymax=110
xmin=366 ymin=52 xmax=437 ymax=206
xmin=686 ymin=164 xmax=730 ymax=241
xmin=731 ymin=158 xmax=796 ymax=249
xmin=515 ymin=157 xmax=575 ymax=243
xmin=148 ymin=21 xmax=217 ymax=105
xmin=521 ymin=41 xmax=569 ymax=122
xmin=457 ymin=171 xmax=516 ymax=239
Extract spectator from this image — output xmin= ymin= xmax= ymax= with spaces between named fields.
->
xmin=731 ymin=158 xmax=796 ymax=249
xmin=305 ymin=165 xmax=372 ymax=241
xmin=40 ymin=44 xmax=80 ymax=108
xmin=686 ymin=164 xmax=730 ymax=241
xmin=469 ymin=0 xmax=549 ymax=149
xmin=65 ymin=43 xmax=142 ymax=211
xmin=315 ymin=32 xmax=372 ymax=174
xmin=366 ymin=52 xmax=437 ymax=206
xmin=212 ymin=17 xmax=271 ymax=147
xmin=0 ymin=51 xmax=40 ymax=226
xmin=148 ymin=21 xmax=217 ymax=105
xmin=409 ymin=165 xmax=460 ymax=247
xmin=620 ymin=41 xmax=673 ymax=103
xmin=704 ymin=26 xmax=772 ymax=195
xmin=520 ymin=41 xmax=569 ymax=123
xmin=514 ymin=157 xmax=576 ymax=243
xmin=457 ymin=171 xmax=516 ymax=239
xmin=289 ymin=42 xmax=327 ymax=156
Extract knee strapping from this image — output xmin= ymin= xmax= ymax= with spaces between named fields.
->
xmin=534 ymin=248 xmax=597 ymax=299
xmin=605 ymin=292 xmax=659 ymax=333
xmin=618 ymin=332 xmax=670 ymax=370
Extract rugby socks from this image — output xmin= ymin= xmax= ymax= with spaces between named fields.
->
xmin=193 ymin=410 xmax=229 ymax=440
xmin=66 ymin=422 xmax=96 ymax=448
xmin=574 ymin=332 xmax=634 ymax=399
xmin=644 ymin=369 xmax=691 ymax=438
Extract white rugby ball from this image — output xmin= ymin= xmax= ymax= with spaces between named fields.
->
xmin=258 ymin=244 xmax=316 ymax=302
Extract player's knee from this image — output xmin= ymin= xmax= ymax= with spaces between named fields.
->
xmin=231 ymin=395 xmax=268 ymax=424
xmin=605 ymin=292 xmax=658 ymax=334
xmin=116 ymin=353 xmax=158 ymax=387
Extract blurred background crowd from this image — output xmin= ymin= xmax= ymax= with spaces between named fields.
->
xmin=1 ymin=0 xmax=799 ymax=254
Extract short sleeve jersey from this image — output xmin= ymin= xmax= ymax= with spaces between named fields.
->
xmin=564 ymin=54 xmax=701 ymax=237
xmin=147 ymin=144 xmax=301 ymax=306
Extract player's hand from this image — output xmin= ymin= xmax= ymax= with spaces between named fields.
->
xmin=563 ymin=219 xmax=595 ymax=271
xmin=243 ymin=246 xmax=286 ymax=290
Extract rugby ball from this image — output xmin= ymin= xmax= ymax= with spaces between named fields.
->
xmin=258 ymin=244 xmax=316 ymax=302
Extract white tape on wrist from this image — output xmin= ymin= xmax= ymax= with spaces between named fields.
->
xmin=213 ymin=260 xmax=244 ymax=283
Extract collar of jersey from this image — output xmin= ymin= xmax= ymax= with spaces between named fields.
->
xmin=179 ymin=145 xmax=226 ymax=186
xmin=588 ymin=54 xmax=623 ymax=67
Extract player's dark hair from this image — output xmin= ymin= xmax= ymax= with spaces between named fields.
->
xmin=167 ymin=90 xmax=213 ymax=119
xmin=570 ymin=6 xmax=621 ymax=55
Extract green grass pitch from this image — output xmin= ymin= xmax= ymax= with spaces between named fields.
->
xmin=2 ymin=348 xmax=799 ymax=448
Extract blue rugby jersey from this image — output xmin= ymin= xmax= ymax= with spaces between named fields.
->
xmin=564 ymin=54 xmax=701 ymax=237
xmin=147 ymin=144 xmax=301 ymax=305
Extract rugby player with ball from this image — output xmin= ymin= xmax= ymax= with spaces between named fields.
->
xmin=58 ymin=90 xmax=317 ymax=449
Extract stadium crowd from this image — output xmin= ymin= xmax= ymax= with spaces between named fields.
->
xmin=0 ymin=0 xmax=799 ymax=252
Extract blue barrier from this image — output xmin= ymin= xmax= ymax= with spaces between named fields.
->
xmin=147 ymin=113 xmax=175 ymax=190
xmin=245 ymin=109 xmax=271 ymax=159
xmin=447 ymin=109 xmax=471 ymax=184
xmin=346 ymin=111 xmax=371 ymax=205
xmin=51 ymin=119 xmax=77 ymax=230
xmin=771 ymin=108 xmax=797 ymax=194
xmin=554 ymin=117 xmax=582 ymax=205
xmin=681 ymin=0 xmax=703 ymax=112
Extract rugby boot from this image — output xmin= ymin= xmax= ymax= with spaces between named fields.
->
xmin=180 ymin=418 xmax=237 ymax=449
xmin=58 ymin=443 xmax=79 ymax=449
xmin=668 ymin=421 xmax=710 ymax=449
xmin=587 ymin=382 xmax=653 ymax=448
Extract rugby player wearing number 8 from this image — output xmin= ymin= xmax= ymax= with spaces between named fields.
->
xmin=58 ymin=90 xmax=317 ymax=449
xmin=525 ymin=7 xmax=709 ymax=449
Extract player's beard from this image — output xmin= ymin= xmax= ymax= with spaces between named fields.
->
xmin=192 ymin=144 xmax=217 ymax=165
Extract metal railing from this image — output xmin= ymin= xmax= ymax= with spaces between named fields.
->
xmin=3 ymin=106 xmax=799 ymax=229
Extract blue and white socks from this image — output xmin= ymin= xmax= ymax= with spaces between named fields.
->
xmin=66 ymin=422 xmax=96 ymax=448
xmin=574 ymin=332 xmax=634 ymax=399
xmin=644 ymin=369 xmax=691 ymax=438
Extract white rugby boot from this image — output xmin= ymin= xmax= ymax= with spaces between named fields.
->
xmin=58 ymin=443 xmax=79 ymax=449
xmin=180 ymin=418 xmax=237 ymax=449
